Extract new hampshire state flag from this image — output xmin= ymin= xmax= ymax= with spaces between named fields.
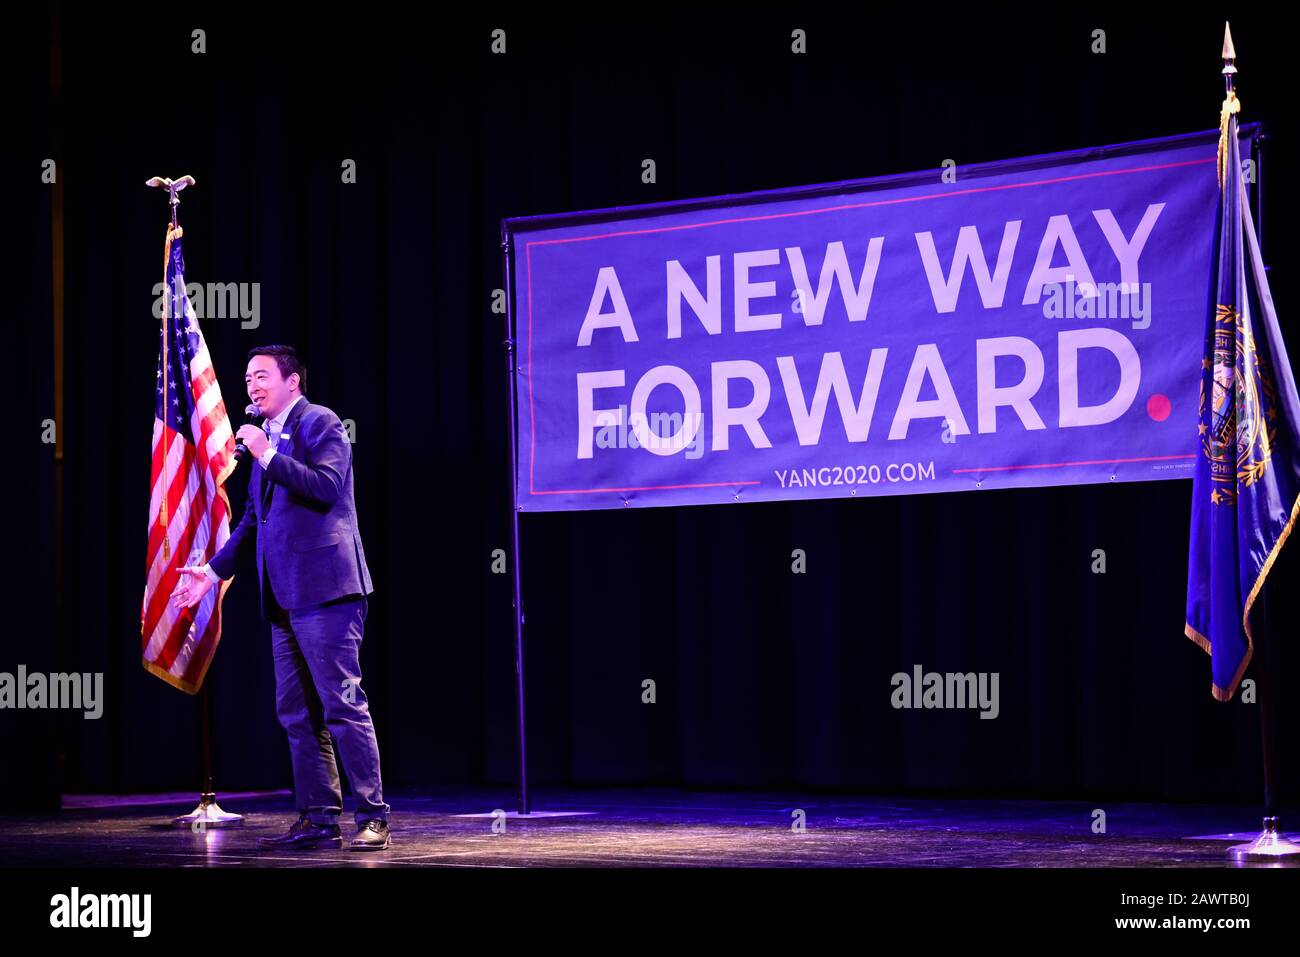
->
xmin=1185 ymin=99 xmax=1300 ymax=700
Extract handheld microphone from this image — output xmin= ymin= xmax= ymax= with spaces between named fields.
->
xmin=233 ymin=403 xmax=264 ymax=461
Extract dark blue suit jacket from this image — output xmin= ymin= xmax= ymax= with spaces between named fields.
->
xmin=210 ymin=397 xmax=373 ymax=618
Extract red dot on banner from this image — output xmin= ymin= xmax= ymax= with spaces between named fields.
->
xmin=1147 ymin=394 xmax=1172 ymax=421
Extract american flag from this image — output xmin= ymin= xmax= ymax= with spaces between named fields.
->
xmin=141 ymin=224 xmax=238 ymax=693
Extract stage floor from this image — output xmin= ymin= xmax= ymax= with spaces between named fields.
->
xmin=1 ymin=787 xmax=1293 ymax=868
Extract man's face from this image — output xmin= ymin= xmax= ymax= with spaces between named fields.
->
xmin=245 ymin=354 xmax=299 ymax=419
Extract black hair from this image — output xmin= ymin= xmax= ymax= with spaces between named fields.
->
xmin=247 ymin=344 xmax=307 ymax=392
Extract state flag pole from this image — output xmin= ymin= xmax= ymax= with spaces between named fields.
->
xmin=1214 ymin=25 xmax=1298 ymax=861
xmin=1183 ymin=24 xmax=1300 ymax=861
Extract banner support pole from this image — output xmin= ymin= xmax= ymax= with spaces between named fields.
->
xmin=502 ymin=227 xmax=530 ymax=815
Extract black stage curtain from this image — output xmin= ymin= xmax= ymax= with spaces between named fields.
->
xmin=6 ymin=7 xmax=1297 ymax=808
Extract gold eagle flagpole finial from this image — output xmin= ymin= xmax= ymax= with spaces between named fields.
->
xmin=145 ymin=174 xmax=196 ymax=228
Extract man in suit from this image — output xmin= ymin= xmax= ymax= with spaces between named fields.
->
xmin=172 ymin=344 xmax=391 ymax=851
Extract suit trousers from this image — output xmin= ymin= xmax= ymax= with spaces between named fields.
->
xmin=267 ymin=574 xmax=390 ymax=828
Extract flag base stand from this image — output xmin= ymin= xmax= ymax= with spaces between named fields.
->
xmin=1227 ymin=816 xmax=1300 ymax=862
xmin=171 ymin=792 xmax=244 ymax=829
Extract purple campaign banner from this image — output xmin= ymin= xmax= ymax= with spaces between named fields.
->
xmin=505 ymin=129 xmax=1249 ymax=512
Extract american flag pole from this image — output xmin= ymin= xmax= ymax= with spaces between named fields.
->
xmin=158 ymin=219 xmax=172 ymax=561
xmin=143 ymin=174 xmax=244 ymax=830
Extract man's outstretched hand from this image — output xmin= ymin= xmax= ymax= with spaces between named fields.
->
xmin=172 ymin=566 xmax=215 ymax=609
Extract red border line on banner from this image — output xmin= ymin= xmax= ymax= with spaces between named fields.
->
xmin=952 ymin=453 xmax=1196 ymax=474
xmin=532 ymin=480 xmax=763 ymax=495
xmin=525 ymin=157 xmax=1215 ymax=497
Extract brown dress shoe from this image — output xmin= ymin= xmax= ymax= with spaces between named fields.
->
xmin=258 ymin=812 xmax=343 ymax=849
xmin=350 ymin=819 xmax=391 ymax=851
